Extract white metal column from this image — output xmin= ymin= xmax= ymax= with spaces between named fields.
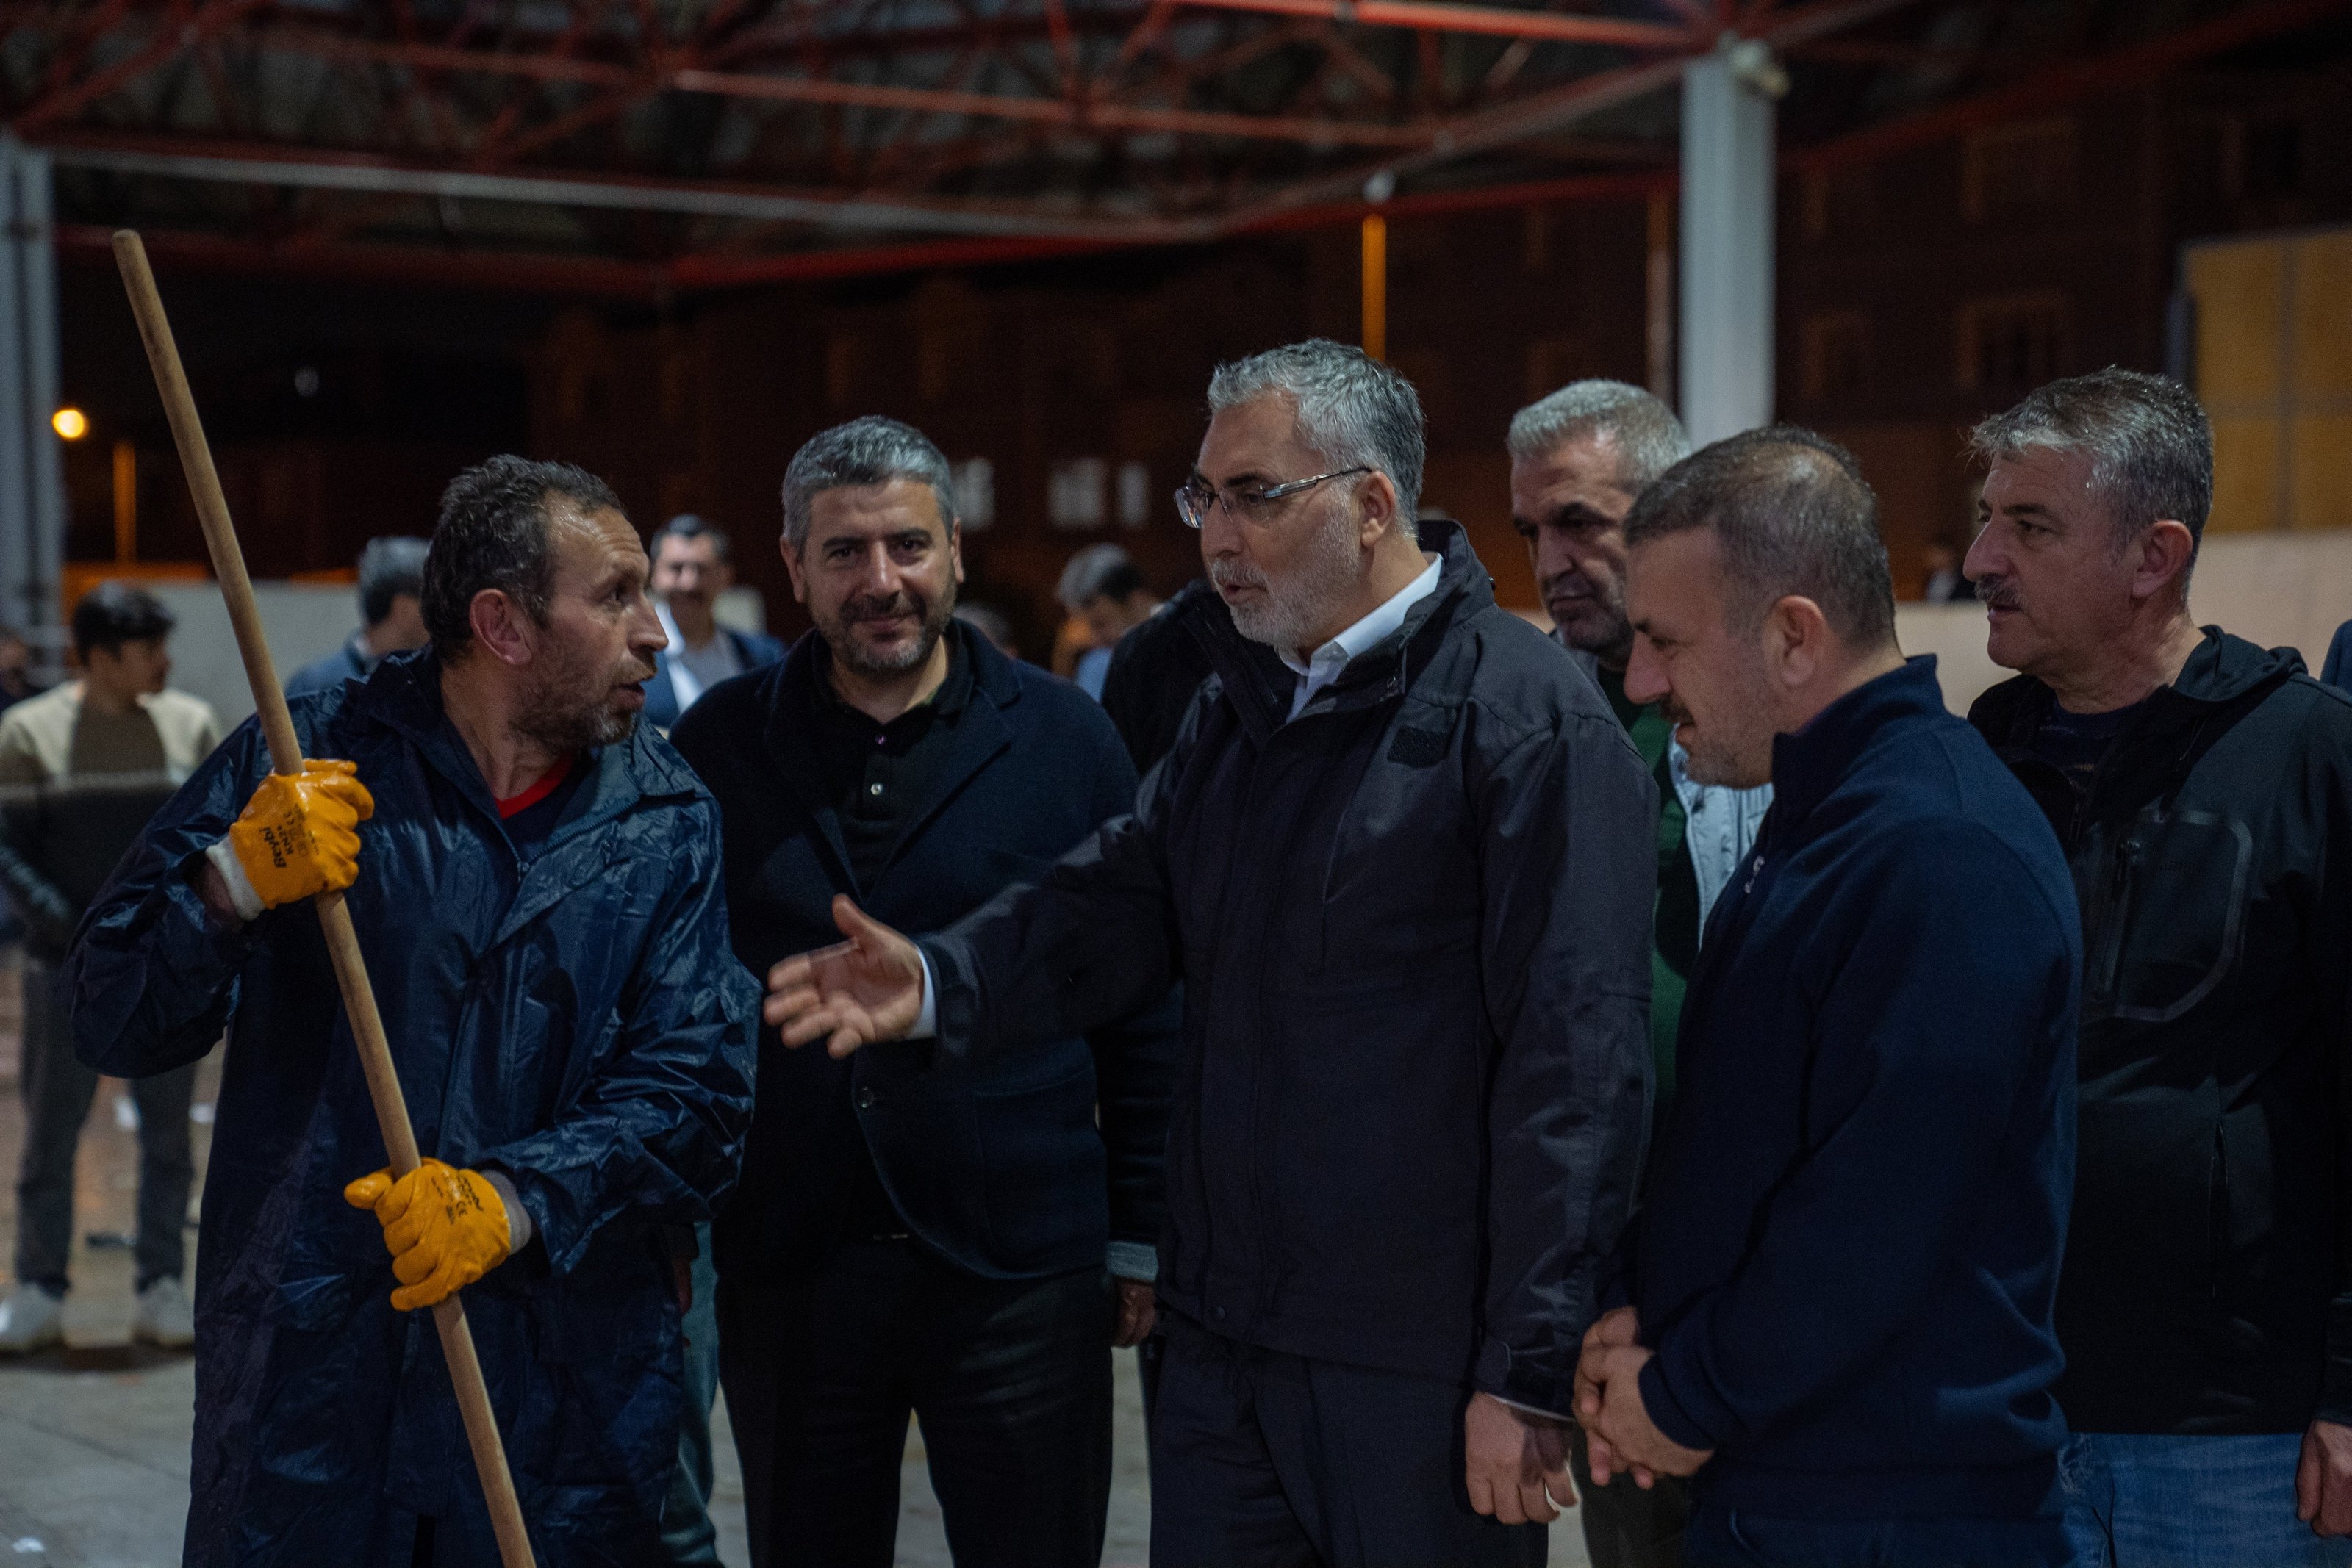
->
xmin=1679 ymin=36 xmax=1782 ymax=448
xmin=0 ymin=132 xmax=62 ymax=644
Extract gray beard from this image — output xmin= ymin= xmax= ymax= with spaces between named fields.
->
xmin=1216 ymin=507 xmax=1366 ymax=654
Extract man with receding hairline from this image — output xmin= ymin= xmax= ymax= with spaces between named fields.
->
xmin=1580 ymin=426 xmax=2081 ymax=1568
xmin=1966 ymin=369 xmax=2352 ymax=1566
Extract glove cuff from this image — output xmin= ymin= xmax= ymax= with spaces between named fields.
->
xmin=481 ymin=1169 xmax=533 ymax=1254
xmin=204 ymin=836 xmax=267 ymax=923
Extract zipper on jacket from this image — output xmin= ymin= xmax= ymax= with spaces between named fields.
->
xmin=2208 ymin=1120 xmax=2229 ymax=1304
xmin=2092 ymin=831 xmax=2141 ymax=1000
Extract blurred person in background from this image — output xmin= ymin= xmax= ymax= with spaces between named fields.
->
xmin=1507 ymin=380 xmax=1771 ymax=1568
xmin=1965 ymin=370 xmax=2352 ymax=1566
xmin=1581 ymin=428 xmax=2080 ymax=1568
xmin=69 ymin=456 xmax=756 ymax=1564
xmin=645 ymin=513 xmax=785 ymax=731
xmin=951 ymin=600 xmax=1019 ymax=660
xmin=0 ymin=584 xmax=220 ymax=1353
xmin=1056 ymin=543 xmax=1161 ymax=700
xmin=1921 ymin=542 xmax=1972 ymax=603
xmin=673 ymin=416 xmax=1177 ymax=1568
xmin=2321 ymin=617 xmax=2350 ymax=691
xmin=0 ymin=627 xmax=39 ymax=708
xmin=764 ymin=345 xmax=1657 ymax=1567
xmin=285 ymin=536 xmax=431 ymax=697
xmin=1098 ymin=578 xmax=1231 ymax=780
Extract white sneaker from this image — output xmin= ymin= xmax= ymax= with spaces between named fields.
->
xmin=132 ymin=1276 xmax=195 ymax=1348
xmin=0 ymin=1284 xmax=65 ymax=1353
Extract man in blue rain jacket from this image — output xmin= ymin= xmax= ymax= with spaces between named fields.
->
xmin=69 ymin=456 xmax=759 ymax=1567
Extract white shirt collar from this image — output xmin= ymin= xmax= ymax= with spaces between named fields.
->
xmin=1280 ymin=552 xmax=1442 ymax=720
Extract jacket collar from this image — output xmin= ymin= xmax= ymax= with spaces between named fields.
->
xmin=352 ymin=648 xmax=699 ymax=849
xmin=759 ymin=620 xmax=1018 ymax=896
xmin=1768 ymin=655 xmax=1947 ymax=830
xmin=1973 ymin=626 xmax=2301 ymax=749
xmin=1200 ymin=517 xmax=1494 ymax=738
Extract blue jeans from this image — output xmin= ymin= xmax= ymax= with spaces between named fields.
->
xmin=2059 ymin=1432 xmax=2352 ymax=1567
xmin=1686 ymin=1505 xmax=2071 ymax=1567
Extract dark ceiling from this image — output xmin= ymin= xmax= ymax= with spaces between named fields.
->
xmin=4 ymin=0 xmax=2345 ymax=295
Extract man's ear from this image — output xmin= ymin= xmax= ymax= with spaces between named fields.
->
xmin=1762 ymin=595 xmax=1831 ymax=690
xmin=2133 ymin=519 xmax=2196 ymax=605
xmin=780 ymin=534 xmax=810 ymax=607
xmin=1355 ymin=471 xmax=1399 ymax=548
xmin=467 ymin=589 xmax=536 ymax=669
xmin=948 ymin=519 xmax=966 ymax=589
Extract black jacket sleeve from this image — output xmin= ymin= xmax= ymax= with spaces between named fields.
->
xmin=1469 ymin=711 xmax=1659 ymax=1415
xmin=1069 ymin=719 xmax=1180 ymax=1266
xmin=919 ymin=688 xmax=1203 ymax=1071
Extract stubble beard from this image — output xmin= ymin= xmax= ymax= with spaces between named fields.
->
xmin=825 ymin=585 xmax=956 ymax=680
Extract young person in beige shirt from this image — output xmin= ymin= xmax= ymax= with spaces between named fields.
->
xmin=0 ymin=583 xmax=219 ymax=1353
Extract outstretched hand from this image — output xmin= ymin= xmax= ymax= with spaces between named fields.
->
xmin=764 ymin=895 xmax=926 ymax=1057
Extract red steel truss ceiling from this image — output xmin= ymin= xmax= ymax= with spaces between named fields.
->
xmin=0 ymin=0 xmax=2343 ymax=295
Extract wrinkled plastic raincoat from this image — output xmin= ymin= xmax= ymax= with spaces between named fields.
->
xmin=70 ymin=651 xmax=759 ymax=1567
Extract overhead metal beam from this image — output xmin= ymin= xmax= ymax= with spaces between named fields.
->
xmin=139 ymin=24 xmax=1439 ymax=151
xmin=1175 ymin=1 xmax=1702 ymax=48
xmin=41 ymin=134 xmax=1205 ymax=241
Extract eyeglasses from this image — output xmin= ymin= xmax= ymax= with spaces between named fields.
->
xmin=1174 ymin=467 xmax=1373 ymax=531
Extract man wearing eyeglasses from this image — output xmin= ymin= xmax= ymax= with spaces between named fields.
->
xmin=765 ymin=339 xmax=1657 ymax=1566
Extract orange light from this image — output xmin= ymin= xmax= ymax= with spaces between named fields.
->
xmin=51 ymin=407 xmax=87 ymax=440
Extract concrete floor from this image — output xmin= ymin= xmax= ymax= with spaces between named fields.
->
xmin=1 ymin=949 xmax=1585 ymax=1567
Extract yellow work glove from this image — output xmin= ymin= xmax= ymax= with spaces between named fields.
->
xmin=343 ymin=1159 xmax=512 ymax=1312
xmin=220 ymin=759 xmax=374 ymax=911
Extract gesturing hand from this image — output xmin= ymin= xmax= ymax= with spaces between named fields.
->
xmin=1113 ymin=1281 xmax=1157 ymax=1348
xmin=1575 ymin=1307 xmax=1653 ymax=1490
xmin=764 ymin=895 xmax=926 ymax=1057
xmin=1465 ymin=1391 xmax=1575 ymax=1525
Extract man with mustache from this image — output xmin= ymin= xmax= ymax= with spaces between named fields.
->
xmin=68 ymin=456 xmax=760 ymax=1566
xmin=1506 ymin=381 xmax=1771 ymax=1568
xmin=1963 ymin=370 xmax=2352 ymax=1566
xmin=764 ymin=342 xmax=1657 ymax=1565
xmin=1580 ymin=426 xmax=2081 ymax=1568
xmin=668 ymin=416 xmax=1177 ymax=1568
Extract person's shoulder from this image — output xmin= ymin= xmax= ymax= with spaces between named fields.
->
xmin=0 ymin=682 xmax=72 ymax=733
xmin=671 ymin=658 xmax=782 ymax=757
xmin=1451 ymin=605 xmax=1614 ymax=735
xmin=731 ymin=627 xmax=788 ymax=668
xmin=148 ymin=687 xmax=219 ymax=726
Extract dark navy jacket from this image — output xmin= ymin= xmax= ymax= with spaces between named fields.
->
xmin=672 ymin=622 xmax=1177 ymax=1285
xmin=69 ymin=651 xmax=759 ymax=1568
xmin=643 ymin=626 xmax=786 ymax=732
xmin=1635 ymin=658 xmax=2081 ymax=1520
xmin=283 ymin=631 xmax=374 ymax=699
xmin=921 ymin=522 xmax=1657 ymax=1413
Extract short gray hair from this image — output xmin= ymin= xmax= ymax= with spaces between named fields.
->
xmin=1969 ymin=368 xmax=2213 ymax=564
xmin=1057 ymin=542 xmax=1144 ymax=611
xmin=781 ymin=415 xmax=958 ymax=549
xmin=1207 ymin=339 xmax=1425 ymax=533
xmin=1625 ymin=425 xmax=1895 ymax=647
xmin=1507 ymin=380 xmax=1690 ymax=489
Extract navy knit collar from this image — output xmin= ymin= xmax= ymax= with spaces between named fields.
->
xmin=1768 ymin=655 xmax=1947 ymax=828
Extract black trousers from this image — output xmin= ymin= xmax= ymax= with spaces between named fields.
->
xmin=717 ymin=1242 xmax=1112 ymax=1568
xmin=1570 ymin=1421 xmax=1690 ymax=1568
xmin=1149 ymin=1312 xmax=1549 ymax=1568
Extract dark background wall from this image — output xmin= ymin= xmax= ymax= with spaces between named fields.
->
xmin=56 ymin=42 xmax=2352 ymax=661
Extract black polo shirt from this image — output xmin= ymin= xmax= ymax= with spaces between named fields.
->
xmin=808 ymin=636 xmax=975 ymax=1238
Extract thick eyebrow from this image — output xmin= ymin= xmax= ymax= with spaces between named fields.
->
xmin=1191 ymin=464 xmax=1274 ymax=492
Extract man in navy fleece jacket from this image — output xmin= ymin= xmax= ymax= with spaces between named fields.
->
xmin=1577 ymin=427 xmax=2082 ymax=1568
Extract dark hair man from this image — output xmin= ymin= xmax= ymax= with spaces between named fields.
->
xmin=1580 ymin=428 xmax=2082 ymax=1568
xmin=1057 ymin=543 xmax=1162 ymax=699
xmin=644 ymin=514 xmax=785 ymax=731
xmin=669 ymin=415 xmax=1176 ymax=1568
xmin=285 ymin=536 xmax=432 ymax=697
xmin=766 ymin=343 xmax=1658 ymax=1565
xmin=68 ymin=456 xmax=758 ymax=1564
xmin=1506 ymin=380 xmax=1771 ymax=1568
xmin=1963 ymin=369 xmax=2352 ymax=1563
xmin=0 ymin=585 xmax=220 ymax=1355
